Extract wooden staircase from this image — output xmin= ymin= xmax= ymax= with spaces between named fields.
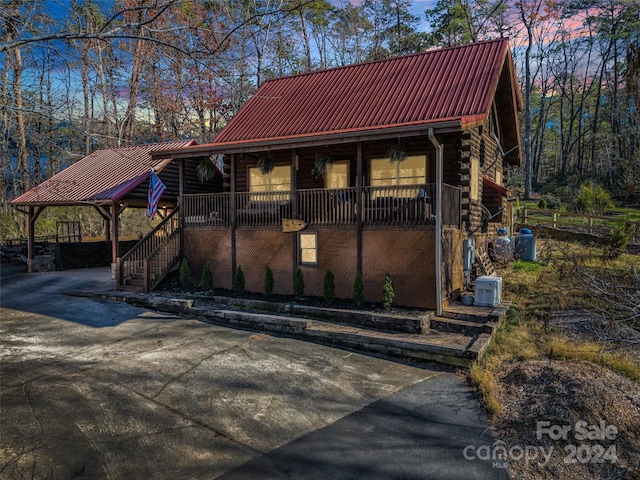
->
xmin=116 ymin=208 xmax=181 ymax=293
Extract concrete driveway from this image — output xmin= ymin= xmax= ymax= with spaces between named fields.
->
xmin=0 ymin=266 xmax=507 ymax=479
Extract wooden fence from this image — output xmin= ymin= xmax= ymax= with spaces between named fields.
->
xmin=518 ymin=207 xmax=639 ymax=243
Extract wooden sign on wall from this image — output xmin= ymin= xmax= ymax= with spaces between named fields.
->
xmin=282 ymin=219 xmax=307 ymax=233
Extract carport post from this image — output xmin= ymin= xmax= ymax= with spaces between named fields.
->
xmin=111 ymin=203 xmax=119 ymax=278
xmin=26 ymin=206 xmax=45 ymax=273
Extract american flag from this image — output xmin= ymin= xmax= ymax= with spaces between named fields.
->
xmin=147 ymin=169 xmax=166 ymax=219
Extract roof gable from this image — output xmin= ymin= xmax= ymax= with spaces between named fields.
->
xmin=11 ymin=140 xmax=196 ymax=206
xmin=212 ymin=38 xmax=519 ymax=147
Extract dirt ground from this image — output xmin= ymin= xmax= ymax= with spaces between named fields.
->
xmin=490 ymin=349 xmax=640 ymax=480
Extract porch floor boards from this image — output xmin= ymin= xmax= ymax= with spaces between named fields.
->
xmin=94 ymin=291 xmax=509 ymax=368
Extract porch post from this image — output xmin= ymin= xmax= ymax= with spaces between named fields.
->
xmin=230 ymin=154 xmax=237 ymax=279
xmin=178 ymin=158 xmax=184 ymax=258
xmin=429 ymin=128 xmax=443 ymax=316
xmin=356 ymin=142 xmax=363 ymax=275
xmin=291 ymin=149 xmax=298 ymax=218
xmin=291 ymin=149 xmax=298 ymax=277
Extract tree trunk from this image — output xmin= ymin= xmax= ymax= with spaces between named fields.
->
xmin=590 ymin=49 xmax=609 ymax=179
xmin=0 ymin=56 xmax=10 ymax=207
xmin=81 ymin=44 xmax=91 ymax=155
xmin=298 ymin=9 xmax=312 ymax=70
xmin=523 ymin=25 xmax=533 ymax=199
xmin=122 ymin=36 xmax=146 ymax=143
xmin=12 ymin=45 xmax=29 ymax=194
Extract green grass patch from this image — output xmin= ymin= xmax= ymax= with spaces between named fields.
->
xmin=511 ymin=259 xmax=541 ymax=273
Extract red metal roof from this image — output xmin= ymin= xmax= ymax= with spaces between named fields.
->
xmin=210 ymin=38 xmax=517 ymax=147
xmin=11 ymin=140 xmax=196 ymax=206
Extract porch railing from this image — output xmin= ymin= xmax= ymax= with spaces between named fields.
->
xmin=361 ymin=184 xmax=434 ymax=225
xmin=183 ymin=193 xmax=231 ymax=226
xmin=183 ymin=183 xmax=461 ymax=228
xmin=235 ymin=191 xmax=292 ymax=227
xmin=298 ymin=187 xmax=358 ymax=226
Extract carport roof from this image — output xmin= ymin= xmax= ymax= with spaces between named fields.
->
xmin=11 ymin=140 xmax=196 ymax=207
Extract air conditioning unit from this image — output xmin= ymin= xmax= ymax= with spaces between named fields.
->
xmin=474 ymin=276 xmax=502 ymax=307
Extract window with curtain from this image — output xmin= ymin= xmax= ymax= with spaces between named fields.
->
xmin=324 ymin=161 xmax=350 ymax=189
xmin=370 ymin=155 xmax=427 ymax=197
xmin=298 ymin=232 xmax=317 ymax=266
xmin=249 ymin=165 xmax=291 ymax=201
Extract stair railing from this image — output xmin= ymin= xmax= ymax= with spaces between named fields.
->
xmin=117 ymin=207 xmax=181 ymax=292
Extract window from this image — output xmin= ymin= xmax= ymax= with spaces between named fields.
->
xmin=249 ymin=165 xmax=291 ymax=201
xmin=370 ymin=155 xmax=427 ymax=197
xmin=325 ymin=161 xmax=350 ymax=189
xmin=371 ymin=155 xmax=426 ymax=186
xmin=298 ymin=232 xmax=317 ymax=266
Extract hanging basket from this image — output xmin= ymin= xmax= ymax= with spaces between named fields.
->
xmin=387 ymin=143 xmax=407 ymax=164
xmin=197 ymin=158 xmax=217 ymax=183
xmin=257 ymin=156 xmax=274 ymax=175
xmin=311 ymin=150 xmax=333 ymax=178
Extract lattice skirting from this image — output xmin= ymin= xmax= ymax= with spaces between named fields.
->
xmin=185 ymin=227 xmax=450 ymax=309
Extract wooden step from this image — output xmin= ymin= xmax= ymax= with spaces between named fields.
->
xmin=100 ymin=294 xmax=492 ymax=367
xmin=441 ymin=303 xmax=495 ymax=323
xmin=429 ymin=316 xmax=491 ymax=335
xmin=117 ymin=285 xmax=144 ymax=293
xmin=303 ymin=322 xmax=486 ymax=367
xmin=181 ymin=295 xmax=432 ymax=334
xmin=204 ymin=308 xmax=488 ymax=367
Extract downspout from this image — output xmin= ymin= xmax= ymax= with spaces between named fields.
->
xmin=429 ymin=128 xmax=443 ymax=316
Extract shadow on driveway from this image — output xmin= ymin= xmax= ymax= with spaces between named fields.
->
xmin=221 ymin=373 xmax=508 ymax=480
xmin=0 ymin=266 xmax=174 ymax=328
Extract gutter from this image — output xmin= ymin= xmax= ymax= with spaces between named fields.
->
xmin=428 ymin=128 xmax=443 ymax=316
